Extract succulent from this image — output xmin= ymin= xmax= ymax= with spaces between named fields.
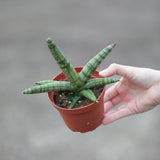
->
xmin=23 ymin=38 xmax=119 ymax=109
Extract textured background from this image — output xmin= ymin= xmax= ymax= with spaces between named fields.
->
xmin=1 ymin=0 xmax=160 ymax=160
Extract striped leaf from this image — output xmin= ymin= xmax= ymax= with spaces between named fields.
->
xmin=46 ymin=38 xmax=79 ymax=87
xmin=81 ymin=78 xmax=119 ymax=89
xmin=23 ymin=81 xmax=75 ymax=94
xmin=69 ymin=95 xmax=82 ymax=109
xmin=78 ymin=44 xmax=116 ymax=87
xmin=35 ymin=80 xmax=53 ymax=85
xmin=79 ymin=89 xmax=97 ymax=102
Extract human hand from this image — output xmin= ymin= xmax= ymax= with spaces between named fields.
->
xmin=99 ymin=63 xmax=160 ymax=125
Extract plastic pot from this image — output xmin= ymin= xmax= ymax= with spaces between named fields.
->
xmin=48 ymin=67 xmax=105 ymax=133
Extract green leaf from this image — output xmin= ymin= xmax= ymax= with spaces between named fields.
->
xmin=46 ymin=38 xmax=79 ymax=87
xmin=82 ymin=78 xmax=119 ymax=89
xmin=23 ymin=81 xmax=75 ymax=94
xmin=79 ymin=89 xmax=97 ymax=102
xmin=65 ymin=93 xmax=75 ymax=101
xmin=78 ymin=44 xmax=116 ymax=87
xmin=69 ymin=95 xmax=82 ymax=109
xmin=35 ymin=80 xmax=53 ymax=85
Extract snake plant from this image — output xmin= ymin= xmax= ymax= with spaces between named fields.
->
xmin=23 ymin=38 xmax=119 ymax=109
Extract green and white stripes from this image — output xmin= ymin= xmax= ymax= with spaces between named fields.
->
xmin=46 ymin=38 xmax=79 ymax=87
xmin=78 ymin=44 xmax=116 ymax=87
xmin=23 ymin=81 xmax=75 ymax=94
xmin=81 ymin=78 xmax=119 ymax=90
xmin=35 ymin=80 xmax=54 ymax=85
xmin=23 ymin=78 xmax=119 ymax=94
xmin=23 ymin=38 xmax=118 ymax=108
xmin=79 ymin=89 xmax=97 ymax=102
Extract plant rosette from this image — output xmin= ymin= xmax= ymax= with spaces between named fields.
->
xmin=23 ymin=38 xmax=118 ymax=133
xmin=48 ymin=67 xmax=105 ymax=133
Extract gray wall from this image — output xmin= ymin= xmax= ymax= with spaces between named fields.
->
xmin=1 ymin=0 xmax=160 ymax=160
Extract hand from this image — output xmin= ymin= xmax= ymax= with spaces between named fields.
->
xmin=99 ymin=63 xmax=160 ymax=125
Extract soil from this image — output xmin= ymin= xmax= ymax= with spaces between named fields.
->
xmin=54 ymin=86 xmax=104 ymax=109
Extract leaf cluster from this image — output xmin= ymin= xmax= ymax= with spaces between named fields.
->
xmin=23 ymin=38 xmax=119 ymax=108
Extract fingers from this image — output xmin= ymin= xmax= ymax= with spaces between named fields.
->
xmin=104 ymin=83 xmax=119 ymax=102
xmin=103 ymin=83 xmax=120 ymax=113
xmin=103 ymin=80 xmax=124 ymax=113
xmin=104 ymin=96 xmax=124 ymax=113
xmin=100 ymin=63 xmax=137 ymax=125
xmin=102 ymin=105 xmax=133 ymax=125
xmin=104 ymin=78 xmax=126 ymax=104
xmin=99 ymin=63 xmax=134 ymax=80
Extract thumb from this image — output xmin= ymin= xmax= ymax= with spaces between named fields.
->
xmin=99 ymin=63 xmax=134 ymax=79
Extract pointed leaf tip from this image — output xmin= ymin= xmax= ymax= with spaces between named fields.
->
xmin=46 ymin=37 xmax=52 ymax=43
xmin=22 ymin=90 xmax=27 ymax=94
xmin=112 ymin=43 xmax=116 ymax=48
xmin=109 ymin=43 xmax=116 ymax=49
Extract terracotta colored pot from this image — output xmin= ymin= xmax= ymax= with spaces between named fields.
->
xmin=48 ymin=67 xmax=105 ymax=133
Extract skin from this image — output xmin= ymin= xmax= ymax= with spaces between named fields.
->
xmin=99 ymin=63 xmax=160 ymax=125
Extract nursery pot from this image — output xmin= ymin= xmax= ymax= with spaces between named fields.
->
xmin=48 ymin=67 xmax=105 ymax=133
